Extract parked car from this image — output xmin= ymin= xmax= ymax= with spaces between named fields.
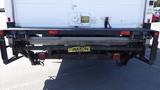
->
xmin=152 ymin=14 xmax=160 ymax=22
xmin=152 ymin=7 xmax=160 ymax=22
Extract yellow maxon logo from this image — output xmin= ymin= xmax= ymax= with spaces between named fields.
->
xmin=68 ymin=46 xmax=91 ymax=53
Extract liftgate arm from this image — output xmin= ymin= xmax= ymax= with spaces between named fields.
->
xmin=137 ymin=31 xmax=159 ymax=65
xmin=0 ymin=37 xmax=23 ymax=65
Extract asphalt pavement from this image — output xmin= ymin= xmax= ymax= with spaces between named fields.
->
xmin=0 ymin=12 xmax=160 ymax=90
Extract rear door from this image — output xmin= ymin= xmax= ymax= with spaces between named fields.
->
xmin=7 ymin=0 xmax=146 ymax=28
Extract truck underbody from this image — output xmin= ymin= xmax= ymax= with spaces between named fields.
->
xmin=0 ymin=28 xmax=159 ymax=66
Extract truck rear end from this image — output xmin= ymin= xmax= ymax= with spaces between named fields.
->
xmin=0 ymin=0 xmax=159 ymax=66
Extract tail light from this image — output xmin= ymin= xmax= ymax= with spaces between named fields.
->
xmin=0 ymin=30 xmax=4 ymax=37
xmin=113 ymin=53 xmax=120 ymax=61
xmin=48 ymin=30 xmax=59 ymax=36
xmin=38 ymin=52 xmax=46 ymax=60
xmin=120 ymin=31 xmax=130 ymax=36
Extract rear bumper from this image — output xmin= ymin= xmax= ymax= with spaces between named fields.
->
xmin=4 ymin=28 xmax=152 ymax=46
xmin=28 ymin=37 xmax=138 ymax=46
xmin=4 ymin=28 xmax=149 ymax=51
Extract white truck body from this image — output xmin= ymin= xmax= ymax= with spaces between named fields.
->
xmin=5 ymin=0 xmax=154 ymax=28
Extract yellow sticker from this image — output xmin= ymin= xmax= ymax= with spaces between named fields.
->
xmin=68 ymin=46 xmax=91 ymax=53
xmin=81 ymin=16 xmax=90 ymax=23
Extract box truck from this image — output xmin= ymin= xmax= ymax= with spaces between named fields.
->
xmin=0 ymin=0 xmax=159 ymax=66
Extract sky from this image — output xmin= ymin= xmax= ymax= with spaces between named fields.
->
xmin=0 ymin=0 xmax=4 ymax=8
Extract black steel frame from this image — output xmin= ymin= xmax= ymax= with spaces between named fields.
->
xmin=0 ymin=29 xmax=159 ymax=65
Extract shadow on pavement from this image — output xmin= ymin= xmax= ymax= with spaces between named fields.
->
xmin=155 ymin=48 xmax=160 ymax=66
xmin=43 ymin=49 xmax=160 ymax=90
